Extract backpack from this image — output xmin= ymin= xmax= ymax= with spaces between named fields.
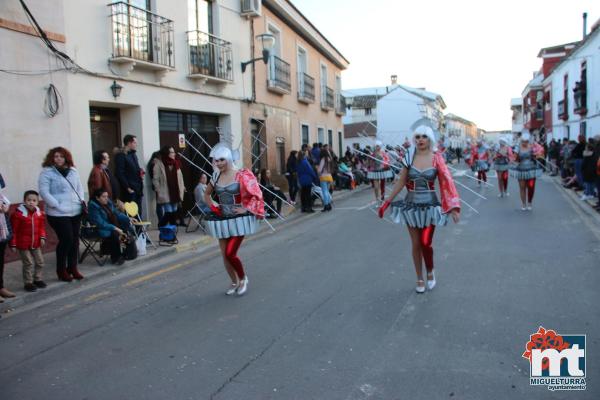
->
xmin=159 ymin=224 xmax=178 ymax=246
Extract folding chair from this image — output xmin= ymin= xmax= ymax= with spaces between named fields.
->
xmin=79 ymin=221 xmax=108 ymax=266
xmin=123 ymin=202 xmax=156 ymax=249
xmin=311 ymin=184 xmax=323 ymax=206
xmin=185 ymin=204 xmax=206 ymax=233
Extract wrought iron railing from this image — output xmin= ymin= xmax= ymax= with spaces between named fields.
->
xmin=267 ymin=56 xmax=291 ymax=93
xmin=187 ymin=30 xmax=233 ymax=81
xmin=335 ymin=93 xmax=346 ymax=115
xmin=321 ymin=86 xmax=334 ymax=110
xmin=109 ymin=1 xmax=175 ymax=68
xmin=573 ymin=83 xmax=587 ymax=114
xmin=297 ymin=72 xmax=315 ymax=102
xmin=558 ymin=99 xmax=568 ymax=120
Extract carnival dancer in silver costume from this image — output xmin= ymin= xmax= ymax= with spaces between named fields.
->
xmin=510 ymin=132 xmax=544 ymax=211
xmin=203 ymin=144 xmax=264 ymax=296
xmin=378 ymin=126 xmax=461 ymax=293
xmin=493 ymin=138 xmax=514 ymax=197
xmin=367 ymin=141 xmax=395 ymax=203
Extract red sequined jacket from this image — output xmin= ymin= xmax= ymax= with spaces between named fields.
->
xmin=432 ymin=152 xmax=461 ymax=214
xmin=236 ymin=169 xmax=265 ymax=219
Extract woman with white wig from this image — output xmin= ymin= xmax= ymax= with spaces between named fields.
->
xmin=493 ymin=138 xmax=514 ymax=197
xmin=367 ymin=141 xmax=394 ymax=203
xmin=203 ymin=143 xmax=264 ymax=296
xmin=378 ymin=125 xmax=461 ymax=293
xmin=468 ymin=139 xmax=491 ymax=185
xmin=510 ymin=131 xmax=544 ymax=210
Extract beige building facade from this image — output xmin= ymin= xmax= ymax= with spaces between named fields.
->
xmin=241 ymin=0 xmax=349 ymax=187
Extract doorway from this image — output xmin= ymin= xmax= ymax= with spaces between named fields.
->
xmin=158 ymin=110 xmax=220 ymax=212
xmin=90 ymin=107 xmax=121 ymax=170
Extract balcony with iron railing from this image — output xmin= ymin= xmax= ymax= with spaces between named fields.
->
xmin=573 ymin=82 xmax=587 ymax=115
xmin=321 ymin=86 xmax=334 ymax=110
xmin=297 ymin=72 xmax=315 ymax=103
xmin=267 ymin=56 xmax=291 ymax=94
xmin=558 ymin=99 xmax=568 ymax=121
xmin=108 ymin=2 xmax=175 ymax=75
xmin=335 ymin=93 xmax=346 ymax=115
xmin=187 ymin=30 xmax=233 ymax=83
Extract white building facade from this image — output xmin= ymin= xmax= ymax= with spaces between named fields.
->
xmin=445 ymin=113 xmax=477 ymax=149
xmin=510 ymin=98 xmax=524 ymax=133
xmin=376 ymin=86 xmax=446 ymax=147
xmin=545 ymin=19 xmax=600 ymax=141
xmin=1 ymin=0 xmax=253 ymax=215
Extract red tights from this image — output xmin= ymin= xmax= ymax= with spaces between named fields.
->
xmin=477 ymin=171 xmax=487 ymax=183
xmin=224 ymin=236 xmax=245 ymax=279
xmin=526 ymin=179 xmax=536 ymax=203
xmin=380 ymin=179 xmax=386 ymax=199
xmin=420 ymin=225 xmax=436 ymax=272
xmin=500 ymin=171 xmax=509 ymax=191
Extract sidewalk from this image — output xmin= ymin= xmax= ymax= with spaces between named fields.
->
xmin=0 ymin=186 xmax=368 ymax=313
xmin=550 ymin=174 xmax=600 ymax=225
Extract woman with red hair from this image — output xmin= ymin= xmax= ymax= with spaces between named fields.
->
xmin=38 ymin=147 xmax=85 ymax=282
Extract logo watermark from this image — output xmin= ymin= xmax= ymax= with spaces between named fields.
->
xmin=522 ymin=326 xmax=586 ymax=391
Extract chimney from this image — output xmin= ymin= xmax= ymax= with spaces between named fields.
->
xmin=391 ymin=75 xmax=398 ymax=85
xmin=583 ymin=12 xmax=588 ymax=39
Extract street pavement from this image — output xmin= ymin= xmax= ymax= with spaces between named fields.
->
xmin=0 ymin=170 xmax=598 ymax=400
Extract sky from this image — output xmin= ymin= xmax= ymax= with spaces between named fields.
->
xmin=294 ymin=0 xmax=600 ymax=131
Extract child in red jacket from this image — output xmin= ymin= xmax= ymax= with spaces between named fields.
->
xmin=10 ymin=190 xmax=47 ymax=292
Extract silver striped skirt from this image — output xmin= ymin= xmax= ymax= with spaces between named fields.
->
xmin=494 ymin=162 xmax=511 ymax=171
xmin=390 ymin=201 xmax=448 ymax=228
xmin=205 ymin=213 xmax=259 ymax=239
xmin=471 ymin=160 xmax=489 ymax=172
xmin=368 ymin=169 xmax=395 ymax=180
xmin=510 ymin=168 xmax=542 ymax=180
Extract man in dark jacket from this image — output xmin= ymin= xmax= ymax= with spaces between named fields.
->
xmin=115 ymin=135 xmax=144 ymax=217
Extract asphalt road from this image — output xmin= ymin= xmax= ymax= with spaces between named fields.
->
xmin=0 ymin=172 xmax=598 ymax=400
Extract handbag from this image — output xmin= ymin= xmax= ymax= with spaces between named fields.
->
xmin=159 ymin=224 xmax=178 ymax=246
xmin=54 ymin=167 xmax=88 ymax=216
xmin=124 ymin=233 xmax=138 ymax=260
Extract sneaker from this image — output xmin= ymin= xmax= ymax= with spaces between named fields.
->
xmin=236 ymin=276 xmax=249 ymax=296
xmin=33 ymin=280 xmax=47 ymax=289
xmin=24 ymin=283 xmax=37 ymax=292
xmin=225 ymin=282 xmax=238 ymax=296
xmin=415 ymin=280 xmax=426 ymax=294
xmin=527 ymin=206 xmax=532 ymax=211
xmin=426 ymin=272 xmax=436 ymax=290
xmin=505 ymin=192 xmax=510 ymax=197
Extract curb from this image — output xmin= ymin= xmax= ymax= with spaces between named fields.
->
xmin=550 ymin=176 xmax=600 ymax=225
xmin=0 ymin=187 xmax=369 ymax=314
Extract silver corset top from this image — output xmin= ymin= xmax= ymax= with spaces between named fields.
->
xmin=405 ymin=166 xmax=440 ymax=205
xmin=518 ymin=150 xmax=532 ymax=161
xmin=215 ymin=181 xmax=241 ymax=216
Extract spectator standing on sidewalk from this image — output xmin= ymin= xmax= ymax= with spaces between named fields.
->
xmin=260 ymin=169 xmax=286 ymax=218
xmin=581 ymin=141 xmax=597 ymax=201
xmin=9 ymin=190 xmax=47 ymax=292
xmin=548 ymin=139 xmax=560 ymax=176
xmin=38 ymin=147 xmax=85 ymax=282
xmin=594 ymin=137 xmax=600 ymax=211
xmin=152 ymin=146 xmax=185 ymax=227
xmin=0 ymin=173 xmax=15 ymax=300
xmin=115 ymin=135 xmax=145 ymax=217
xmin=318 ymin=147 xmax=334 ymax=212
xmin=297 ymin=150 xmax=317 ymax=213
xmin=88 ymin=150 xmax=120 ymax=203
xmin=285 ymin=151 xmax=298 ymax=204
xmin=572 ymin=135 xmax=586 ymax=187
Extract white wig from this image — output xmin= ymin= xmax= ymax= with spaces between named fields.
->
xmin=412 ymin=125 xmax=437 ymax=151
xmin=499 ymin=138 xmax=508 ymax=146
xmin=209 ymin=143 xmax=233 ymax=164
xmin=520 ymin=131 xmax=531 ymax=142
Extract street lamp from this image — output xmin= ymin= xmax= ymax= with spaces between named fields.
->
xmin=241 ymin=33 xmax=276 ymax=73
xmin=110 ymin=80 xmax=123 ymax=99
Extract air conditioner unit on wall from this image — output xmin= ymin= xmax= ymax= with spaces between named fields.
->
xmin=241 ymin=0 xmax=262 ymax=17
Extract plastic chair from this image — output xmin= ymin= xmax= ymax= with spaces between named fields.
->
xmin=123 ymin=202 xmax=156 ymax=249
